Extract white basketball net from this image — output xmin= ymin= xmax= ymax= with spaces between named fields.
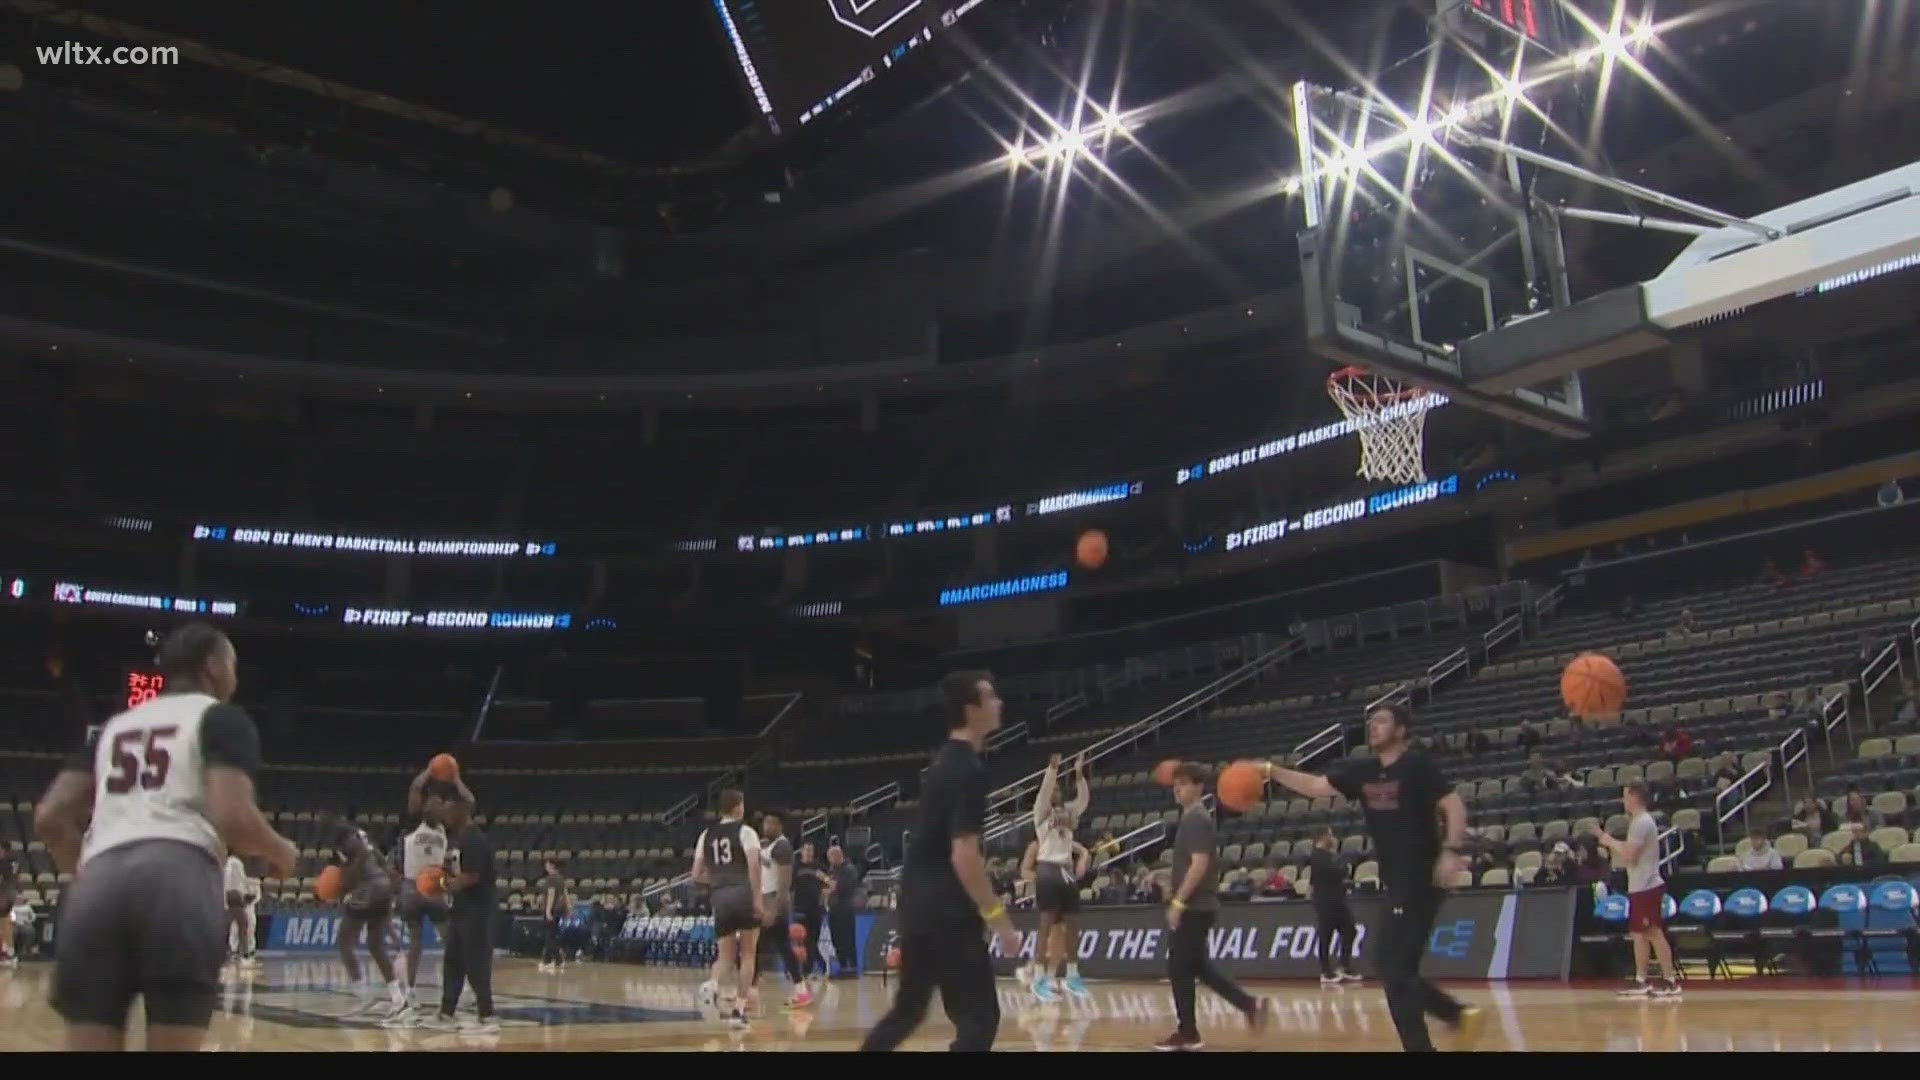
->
xmin=1327 ymin=369 xmax=1431 ymax=485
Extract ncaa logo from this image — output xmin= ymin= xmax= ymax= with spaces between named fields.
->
xmin=1428 ymin=920 xmax=1475 ymax=959
xmin=828 ymin=0 xmax=923 ymax=38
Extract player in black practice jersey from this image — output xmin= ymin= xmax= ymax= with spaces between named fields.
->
xmin=1258 ymin=704 xmax=1485 ymax=1052
xmin=326 ymin=817 xmax=410 ymax=1022
xmin=860 ymin=671 xmax=1020 ymax=1053
xmin=693 ymin=790 xmax=764 ymax=1029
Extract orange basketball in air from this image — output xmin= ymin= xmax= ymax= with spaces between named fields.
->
xmin=1216 ymin=761 xmax=1267 ymax=813
xmin=1153 ymin=759 xmax=1181 ymax=787
xmin=789 ymin=921 xmax=809 ymax=944
xmin=886 ymin=944 xmax=902 ymax=970
xmin=1561 ymin=652 xmax=1627 ymax=719
xmin=1076 ymin=529 xmax=1109 ymax=569
xmin=429 ymin=753 xmax=460 ymax=783
xmin=316 ymin=864 xmax=344 ymax=903
xmin=417 ymin=867 xmax=447 ymax=899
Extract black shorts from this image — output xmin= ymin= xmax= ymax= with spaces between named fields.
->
xmin=343 ymin=877 xmax=396 ymax=923
xmin=712 ymin=885 xmax=759 ymax=937
xmin=1036 ymin=865 xmax=1081 ymax=916
xmin=397 ymin=886 xmax=450 ymax=926
xmin=53 ymin=839 xmax=226 ymax=1030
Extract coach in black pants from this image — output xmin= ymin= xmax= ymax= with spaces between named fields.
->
xmin=861 ymin=671 xmax=1020 ymax=1052
xmin=1307 ymin=827 xmax=1358 ymax=982
xmin=1160 ymin=763 xmax=1263 ymax=1051
xmin=1261 ymin=704 xmax=1481 ymax=1052
xmin=435 ymin=796 xmax=497 ymax=1031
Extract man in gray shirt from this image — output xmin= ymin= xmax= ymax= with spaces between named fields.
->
xmin=1592 ymin=782 xmax=1680 ymax=997
xmin=1157 ymin=763 xmax=1267 ymax=1051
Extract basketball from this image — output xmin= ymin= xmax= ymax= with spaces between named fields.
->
xmin=1075 ymin=529 xmax=1108 ymax=569
xmin=429 ymin=753 xmax=460 ymax=782
xmin=789 ymin=921 xmax=808 ymax=945
xmin=793 ymin=944 xmax=808 ymax=965
xmin=886 ymin=944 xmax=902 ymax=970
xmin=315 ymin=864 xmax=344 ymax=903
xmin=1153 ymin=758 xmax=1181 ymax=786
xmin=1561 ymin=652 xmax=1628 ymax=718
xmin=1216 ymin=760 xmax=1266 ymax=813
xmin=417 ymin=866 xmax=447 ymax=899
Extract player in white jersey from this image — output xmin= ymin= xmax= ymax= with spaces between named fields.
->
xmin=33 ymin=623 xmax=298 ymax=1052
xmin=397 ymin=797 xmax=453 ymax=1003
xmin=223 ymin=852 xmax=261 ymax=966
xmin=1022 ymin=753 xmax=1091 ymax=1001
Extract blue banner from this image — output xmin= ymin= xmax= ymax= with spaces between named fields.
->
xmin=265 ymin=912 xmax=442 ymax=953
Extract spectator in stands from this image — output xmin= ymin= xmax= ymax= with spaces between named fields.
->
xmin=1572 ymin=839 xmax=1610 ymax=885
xmin=1739 ymin=829 xmax=1783 ymax=871
xmin=1520 ymin=754 xmax=1557 ymax=793
xmin=1760 ymin=560 xmax=1790 ymax=590
xmin=1468 ymin=839 xmax=1509 ymax=880
xmin=1839 ymin=822 xmax=1885 ymax=868
xmin=1675 ymin=607 xmax=1697 ymax=635
xmin=1842 ymin=788 xmax=1885 ymax=831
xmin=1711 ymin=754 xmax=1742 ymax=791
xmin=1130 ymin=865 xmax=1164 ymax=905
xmin=1791 ymin=795 xmax=1832 ymax=840
xmin=1516 ymin=720 xmax=1542 ymax=750
xmin=1532 ymin=844 xmax=1571 ymax=888
xmin=1258 ymin=865 xmax=1295 ymax=900
xmin=1799 ymin=548 xmax=1826 ymax=580
xmin=1466 ymin=729 xmax=1491 ymax=754
xmin=1893 ymin=678 xmax=1918 ymax=728
xmin=1660 ymin=726 xmax=1694 ymax=761
xmin=1092 ymin=829 xmax=1121 ymax=865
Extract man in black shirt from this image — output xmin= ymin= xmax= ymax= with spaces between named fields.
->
xmin=427 ymin=794 xmax=497 ymax=1034
xmin=1260 ymin=703 xmax=1483 ymax=1052
xmin=0 ymin=843 xmax=17 ymax=967
xmin=791 ymin=841 xmax=828 ymax=981
xmin=824 ymin=845 xmax=861 ymax=978
xmin=860 ymin=670 xmax=1020 ymax=1052
xmin=1157 ymin=763 xmax=1267 ymax=1051
xmin=538 ymin=857 xmax=572 ymax=972
xmin=1307 ymin=826 xmax=1360 ymax=985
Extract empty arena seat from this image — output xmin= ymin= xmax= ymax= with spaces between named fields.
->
xmin=1679 ymin=889 xmax=1723 ymax=921
xmin=1593 ymin=892 xmax=1629 ymax=923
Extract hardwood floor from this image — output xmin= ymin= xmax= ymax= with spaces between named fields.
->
xmin=2 ymin=955 xmax=1915 ymax=1051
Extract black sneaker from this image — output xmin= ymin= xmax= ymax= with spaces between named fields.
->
xmin=1154 ymin=1030 xmax=1204 ymax=1051
xmin=1653 ymin=978 xmax=1683 ymax=998
xmin=1616 ymin=980 xmax=1654 ymax=998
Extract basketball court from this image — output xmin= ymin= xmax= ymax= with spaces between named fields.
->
xmin=2 ymin=957 xmax=1918 ymax=1051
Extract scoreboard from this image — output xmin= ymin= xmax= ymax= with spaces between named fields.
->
xmin=1436 ymin=0 xmax=1564 ymax=52
xmin=125 ymin=669 xmax=165 ymax=710
xmin=711 ymin=0 xmax=1001 ymax=134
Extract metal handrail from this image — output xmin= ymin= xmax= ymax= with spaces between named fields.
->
xmin=1656 ymin=824 xmax=1684 ymax=874
xmin=1427 ymin=646 xmax=1470 ymax=689
xmin=640 ymin=872 xmax=692 ymax=901
xmin=1365 ymin=682 xmax=1411 ymax=715
xmin=662 ymin=793 xmax=698 ymax=826
xmin=1483 ymin=613 xmax=1523 ymax=656
xmin=1777 ymin=727 xmax=1811 ymax=811
xmin=1534 ymin=582 xmax=1565 ymax=620
xmin=1820 ymin=686 xmax=1853 ymax=766
xmin=986 ymin=635 xmax=1303 ymax=811
xmin=800 ymin=812 xmax=829 ymax=840
xmin=1292 ymin=722 xmax=1346 ymax=771
xmin=1044 ymin=691 xmax=1091 ymax=728
xmin=1862 ymin=639 xmax=1903 ymax=729
xmin=1013 ymin=817 xmax=1169 ymax=909
xmin=849 ymin=781 xmax=901 ymax=817
xmin=1714 ymin=759 xmax=1772 ymax=838
xmin=982 ymin=636 xmax=1305 ymax=839
xmin=987 ymin=720 xmax=1028 ymax=754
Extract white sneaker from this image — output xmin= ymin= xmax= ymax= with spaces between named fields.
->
xmin=459 ymin=1018 xmax=500 ymax=1035
xmin=1338 ymin=970 xmax=1363 ymax=983
xmin=378 ymin=1004 xmax=415 ymax=1028
xmin=1320 ymin=974 xmax=1343 ymax=987
xmin=418 ymin=1013 xmax=461 ymax=1031
xmin=537 ymin=962 xmax=555 ymax=973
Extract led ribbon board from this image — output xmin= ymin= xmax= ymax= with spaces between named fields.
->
xmin=1222 ymin=475 xmax=1461 ymax=553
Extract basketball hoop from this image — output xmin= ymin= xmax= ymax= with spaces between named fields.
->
xmin=1326 ymin=365 xmax=1432 ymax=485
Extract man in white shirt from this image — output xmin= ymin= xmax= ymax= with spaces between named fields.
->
xmin=1737 ymin=829 xmax=1783 ymax=872
xmin=1592 ymin=783 xmax=1681 ymax=997
xmin=1023 ymin=753 xmax=1090 ymax=1001
xmin=223 ymin=853 xmax=260 ymax=965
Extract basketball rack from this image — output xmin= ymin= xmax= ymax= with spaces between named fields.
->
xmin=1290 ymin=4 xmax=1920 ymax=445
